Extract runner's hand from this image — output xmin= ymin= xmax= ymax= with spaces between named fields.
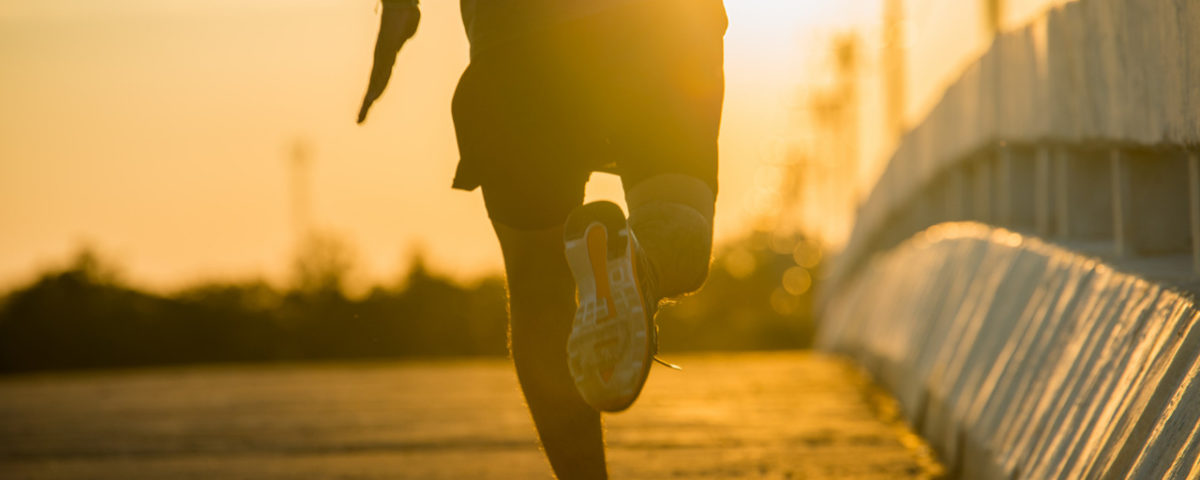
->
xmin=357 ymin=1 xmax=421 ymax=124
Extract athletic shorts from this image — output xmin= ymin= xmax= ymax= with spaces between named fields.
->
xmin=450 ymin=0 xmax=727 ymax=230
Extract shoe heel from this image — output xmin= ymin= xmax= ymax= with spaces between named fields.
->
xmin=563 ymin=201 xmax=628 ymax=257
xmin=564 ymin=200 xmax=655 ymax=412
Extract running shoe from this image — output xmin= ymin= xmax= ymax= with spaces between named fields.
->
xmin=564 ymin=201 xmax=661 ymax=412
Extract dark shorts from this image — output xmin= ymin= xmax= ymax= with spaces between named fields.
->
xmin=451 ymin=0 xmax=727 ymax=230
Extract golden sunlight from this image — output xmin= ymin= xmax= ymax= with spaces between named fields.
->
xmin=0 ymin=0 xmax=860 ymax=290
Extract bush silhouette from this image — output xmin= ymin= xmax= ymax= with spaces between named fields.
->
xmin=0 ymin=231 xmax=817 ymax=373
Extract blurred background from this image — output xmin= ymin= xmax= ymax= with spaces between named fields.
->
xmin=0 ymin=0 xmax=1067 ymax=371
xmin=6 ymin=1 xmax=1142 ymax=478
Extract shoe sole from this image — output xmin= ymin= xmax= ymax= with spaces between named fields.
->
xmin=563 ymin=201 xmax=653 ymax=412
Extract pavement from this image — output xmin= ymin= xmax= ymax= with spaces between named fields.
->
xmin=0 ymin=352 xmax=943 ymax=479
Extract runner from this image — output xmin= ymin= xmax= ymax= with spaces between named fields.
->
xmin=358 ymin=1 xmax=726 ymax=477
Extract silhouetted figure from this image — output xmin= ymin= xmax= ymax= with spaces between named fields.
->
xmin=359 ymin=0 xmax=726 ymax=477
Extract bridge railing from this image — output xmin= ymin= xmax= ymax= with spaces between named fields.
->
xmin=829 ymin=0 xmax=1200 ymax=294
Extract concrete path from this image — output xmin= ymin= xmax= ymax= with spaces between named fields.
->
xmin=0 ymin=352 xmax=941 ymax=479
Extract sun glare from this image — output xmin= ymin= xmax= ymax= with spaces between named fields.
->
xmin=0 ymin=0 xmax=879 ymax=290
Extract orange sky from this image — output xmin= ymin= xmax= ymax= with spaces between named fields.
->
xmin=1 ymin=0 xmax=892 ymax=291
xmin=3 ymin=0 xmax=1062 ymax=292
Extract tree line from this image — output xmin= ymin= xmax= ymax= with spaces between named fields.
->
xmin=0 ymin=231 xmax=818 ymax=373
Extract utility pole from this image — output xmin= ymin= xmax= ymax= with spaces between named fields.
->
xmin=882 ymin=0 xmax=906 ymax=142
xmin=984 ymin=0 xmax=1004 ymax=38
xmin=289 ymin=139 xmax=314 ymax=241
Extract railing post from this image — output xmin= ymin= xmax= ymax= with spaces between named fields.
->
xmin=973 ymin=154 xmax=992 ymax=223
xmin=1055 ymin=148 xmax=1070 ymax=238
xmin=916 ymin=186 xmax=935 ymax=233
xmin=1190 ymin=152 xmax=1200 ymax=275
xmin=949 ymin=167 xmax=967 ymax=221
xmin=1053 ymin=148 xmax=1114 ymax=243
xmin=1110 ymin=149 xmax=1192 ymax=258
xmin=996 ymin=146 xmax=1013 ymax=227
xmin=1035 ymin=147 xmax=1053 ymax=236
xmin=1111 ymin=150 xmax=1131 ymax=257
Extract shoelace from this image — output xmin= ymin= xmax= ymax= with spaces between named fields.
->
xmin=647 ymin=315 xmax=682 ymax=370
xmin=653 ymin=356 xmax=683 ymax=370
xmin=634 ymin=237 xmax=682 ymax=372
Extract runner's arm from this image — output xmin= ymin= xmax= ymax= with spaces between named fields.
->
xmin=357 ymin=0 xmax=421 ymax=124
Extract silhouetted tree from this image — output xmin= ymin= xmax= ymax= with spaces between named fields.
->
xmin=0 ymin=231 xmax=819 ymax=373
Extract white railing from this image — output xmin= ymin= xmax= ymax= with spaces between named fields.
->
xmin=828 ymin=0 xmax=1200 ymax=292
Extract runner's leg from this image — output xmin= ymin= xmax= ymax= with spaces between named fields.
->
xmin=491 ymin=222 xmax=607 ymax=480
xmin=626 ymin=173 xmax=716 ymax=298
xmin=478 ymin=167 xmax=607 ymax=479
xmin=594 ymin=1 xmax=725 ymax=298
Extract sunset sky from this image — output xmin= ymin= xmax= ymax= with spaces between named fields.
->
xmin=0 ymin=0 xmax=1062 ymax=291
